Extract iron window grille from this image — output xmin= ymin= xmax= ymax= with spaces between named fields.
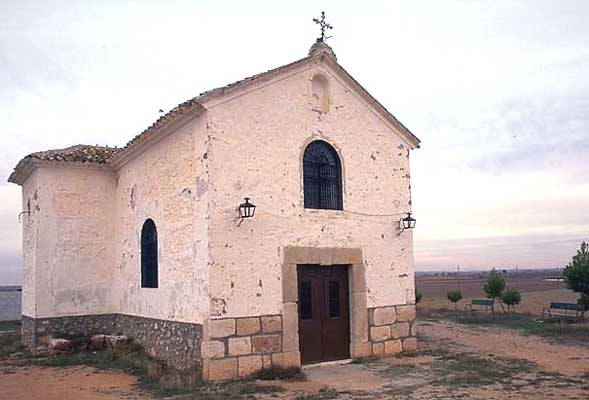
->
xmin=140 ymin=218 xmax=158 ymax=288
xmin=303 ymin=140 xmax=343 ymax=210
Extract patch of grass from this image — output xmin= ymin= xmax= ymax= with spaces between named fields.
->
xmin=254 ymin=365 xmax=305 ymax=381
xmin=431 ymin=311 xmax=589 ymax=344
xmin=428 ymin=350 xmax=536 ymax=387
xmin=0 ymin=321 xmax=24 ymax=358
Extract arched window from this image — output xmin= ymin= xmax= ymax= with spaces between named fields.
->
xmin=141 ymin=218 xmax=158 ymax=288
xmin=311 ymin=74 xmax=329 ymax=113
xmin=303 ymin=140 xmax=343 ymax=210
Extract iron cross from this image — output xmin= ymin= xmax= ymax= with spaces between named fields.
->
xmin=313 ymin=11 xmax=333 ymax=42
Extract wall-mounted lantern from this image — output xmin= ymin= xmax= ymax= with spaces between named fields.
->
xmin=238 ymin=197 xmax=256 ymax=219
xmin=400 ymin=212 xmax=416 ymax=230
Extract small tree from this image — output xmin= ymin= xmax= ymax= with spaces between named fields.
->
xmin=501 ymin=287 xmax=521 ymax=312
xmin=484 ymin=269 xmax=505 ymax=313
xmin=447 ymin=290 xmax=463 ymax=309
xmin=564 ymin=242 xmax=589 ymax=318
xmin=415 ymin=289 xmax=422 ymax=304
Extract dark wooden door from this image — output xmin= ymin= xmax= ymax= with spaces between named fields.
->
xmin=297 ymin=264 xmax=350 ymax=364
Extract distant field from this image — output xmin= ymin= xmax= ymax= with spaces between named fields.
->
xmin=416 ymin=271 xmax=579 ymax=315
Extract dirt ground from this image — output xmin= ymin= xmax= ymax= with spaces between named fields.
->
xmin=1 ymin=315 xmax=588 ymax=399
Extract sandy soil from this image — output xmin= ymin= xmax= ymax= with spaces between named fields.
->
xmin=0 ymin=365 xmax=149 ymax=400
xmin=419 ymin=319 xmax=589 ymax=376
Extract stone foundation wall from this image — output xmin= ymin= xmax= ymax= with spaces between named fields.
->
xmin=367 ymin=304 xmax=417 ymax=356
xmin=203 ymin=314 xmax=298 ymax=381
xmin=21 ymin=314 xmax=202 ymax=372
xmin=22 ymin=314 xmax=118 ymax=349
xmin=116 ymin=314 xmax=202 ymax=371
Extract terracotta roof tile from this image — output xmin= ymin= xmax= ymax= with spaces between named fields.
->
xmin=24 ymin=144 xmax=121 ymax=164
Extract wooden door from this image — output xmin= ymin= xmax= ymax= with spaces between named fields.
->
xmin=297 ymin=264 xmax=350 ymax=364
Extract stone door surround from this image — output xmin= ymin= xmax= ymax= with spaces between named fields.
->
xmin=282 ymin=246 xmax=369 ymax=363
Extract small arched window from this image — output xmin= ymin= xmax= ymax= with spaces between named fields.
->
xmin=311 ymin=74 xmax=329 ymax=113
xmin=303 ymin=140 xmax=343 ymax=210
xmin=141 ymin=218 xmax=158 ymax=288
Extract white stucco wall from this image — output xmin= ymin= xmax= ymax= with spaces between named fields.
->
xmin=21 ymin=170 xmax=39 ymax=317
xmin=22 ymin=167 xmax=117 ymax=318
xmin=19 ymin=55 xmax=416 ymax=326
xmin=111 ymin=115 xmax=210 ymax=324
xmin=205 ymin=62 xmax=416 ymax=319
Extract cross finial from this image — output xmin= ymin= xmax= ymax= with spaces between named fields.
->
xmin=313 ymin=11 xmax=333 ymax=42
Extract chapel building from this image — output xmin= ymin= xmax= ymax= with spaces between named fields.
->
xmin=9 ymin=40 xmax=420 ymax=381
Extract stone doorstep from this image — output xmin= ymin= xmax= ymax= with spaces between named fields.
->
xmin=301 ymin=358 xmax=354 ymax=370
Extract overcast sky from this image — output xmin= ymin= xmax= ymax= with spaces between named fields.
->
xmin=1 ymin=0 xmax=587 ymax=284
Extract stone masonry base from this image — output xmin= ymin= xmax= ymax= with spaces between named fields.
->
xmin=202 ymin=314 xmax=299 ymax=381
xmin=21 ymin=314 xmax=203 ymax=374
xmin=366 ymin=304 xmax=417 ymax=356
xmin=21 ymin=304 xmax=416 ymax=382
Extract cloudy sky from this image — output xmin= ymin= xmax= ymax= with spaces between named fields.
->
xmin=1 ymin=0 xmax=587 ymax=283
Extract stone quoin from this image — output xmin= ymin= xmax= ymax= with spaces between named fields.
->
xmin=9 ymin=39 xmax=420 ymax=381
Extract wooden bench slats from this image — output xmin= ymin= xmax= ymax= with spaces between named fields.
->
xmin=465 ymin=299 xmax=494 ymax=312
xmin=542 ymin=302 xmax=582 ymax=321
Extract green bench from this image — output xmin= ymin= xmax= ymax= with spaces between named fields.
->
xmin=541 ymin=302 xmax=582 ymax=322
xmin=464 ymin=299 xmax=494 ymax=312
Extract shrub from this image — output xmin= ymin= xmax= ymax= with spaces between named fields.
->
xmin=484 ymin=270 xmax=505 ymax=313
xmin=501 ymin=287 xmax=521 ymax=312
xmin=446 ymin=291 xmax=463 ymax=309
xmin=578 ymin=293 xmax=589 ymax=318
xmin=564 ymin=242 xmax=589 ymax=317
xmin=415 ymin=289 xmax=422 ymax=304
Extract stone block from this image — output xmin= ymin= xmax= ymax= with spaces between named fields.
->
xmin=202 ymin=340 xmax=225 ymax=359
xmin=319 ymin=248 xmax=334 ymax=265
xmin=384 ymin=339 xmax=402 ymax=355
xmin=282 ymin=264 xmax=298 ymax=302
xmin=333 ymin=248 xmax=363 ymax=264
xmin=210 ymin=319 xmax=235 ymax=338
xmin=372 ymin=342 xmax=384 ymax=356
xmin=252 ymin=334 xmax=282 ymax=353
xmin=370 ymin=325 xmax=391 ymax=342
xmin=350 ymin=341 xmax=372 ymax=358
xmin=390 ymin=322 xmax=410 ymax=339
xmin=396 ymin=305 xmax=416 ymax=322
xmin=262 ymin=354 xmax=272 ymax=368
xmin=282 ymin=302 xmax=299 ymax=351
xmin=90 ymin=334 xmax=106 ymax=350
xmin=402 ymin=337 xmax=417 ymax=353
xmin=272 ymin=351 xmax=301 ymax=368
xmin=209 ymin=358 xmax=238 ymax=381
xmin=236 ymin=317 xmax=261 ymax=336
xmin=372 ymin=306 xmax=397 ymax=326
xmin=48 ymin=338 xmax=71 ymax=352
xmin=228 ymin=337 xmax=251 ymax=356
xmin=350 ymin=292 xmax=368 ymax=342
xmin=261 ymin=315 xmax=282 ymax=333
xmin=349 ymin=264 xmax=366 ymax=293
xmin=410 ymin=322 xmax=417 ymax=337
xmin=105 ymin=335 xmax=131 ymax=352
xmin=238 ymin=355 xmax=263 ymax=377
